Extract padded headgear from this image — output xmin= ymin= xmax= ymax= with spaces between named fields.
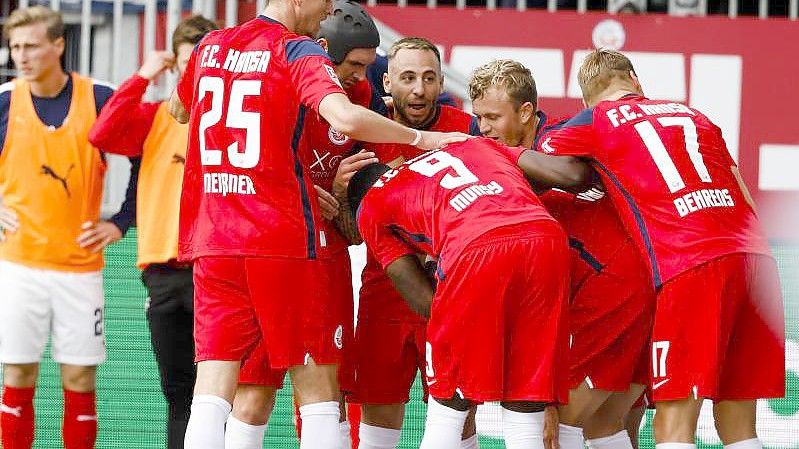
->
xmin=318 ymin=0 xmax=380 ymax=65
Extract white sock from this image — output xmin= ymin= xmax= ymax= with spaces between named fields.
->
xmin=724 ymin=439 xmax=762 ymax=449
xmin=502 ymin=409 xmax=545 ymax=449
xmin=184 ymin=395 xmax=232 ymax=449
xmin=587 ymin=430 xmax=634 ymax=449
xmin=655 ymin=443 xmax=696 ymax=449
xmin=298 ymin=401 xmax=341 ymax=449
xmin=461 ymin=434 xmax=480 ymax=449
xmin=358 ymin=423 xmax=401 ymax=449
xmin=419 ymin=399 xmax=470 ymax=449
xmin=559 ymin=423 xmax=585 ymax=449
xmin=340 ymin=420 xmax=352 ymax=449
xmin=224 ymin=414 xmax=267 ymax=449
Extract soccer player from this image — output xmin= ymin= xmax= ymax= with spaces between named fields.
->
xmin=0 ymin=6 xmax=136 ymax=449
xmin=348 ymin=37 xmax=480 ymax=449
xmin=470 ymin=59 xmax=655 ymax=449
xmin=168 ymin=1 xmax=466 ymax=447
xmin=225 ymin=2 xmax=393 ymax=447
xmin=87 ymin=15 xmax=219 ymax=449
xmin=532 ymin=49 xmax=785 ymax=449
xmin=349 ymin=137 xmax=580 ymax=449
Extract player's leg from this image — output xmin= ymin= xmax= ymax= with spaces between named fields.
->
xmin=0 ymin=261 xmax=53 ymax=449
xmin=226 ymin=384 xmax=277 ymax=449
xmin=359 ymin=403 xmax=404 ymax=449
xmin=557 ymin=382 xmax=612 ymax=449
xmin=142 ymin=266 xmax=196 ymax=449
xmin=51 ymin=269 xmax=106 ymax=449
xmin=500 ymin=401 xmax=551 ymax=449
xmin=2 ymin=363 xmax=40 ymax=449
xmin=461 ymin=407 xmax=479 ymax=449
xmin=420 ymin=395 xmax=472 ymax=449
xmin=184 ymin=257 xmax=262 ymax=449
xmin=583 ymin=384 xmax=647 ymax=449
xmin=713 ymin=400 xmax=757 ymax=445
xmin=289 ymin=359 xmax=342 ymax=449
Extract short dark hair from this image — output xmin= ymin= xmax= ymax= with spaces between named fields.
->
xmin=347 ymin=163 xmax=391 ymax=220
xmin=172 ymin=15 xmax=218 ymax=56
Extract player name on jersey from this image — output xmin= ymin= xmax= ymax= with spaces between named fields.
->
xmin=199 ymin=45 xmax=271 ymax=74
xmin=203 ymin=172 xmax=257 ymax=196
xmin=674 ymin=188 xmax=734 ymax=217
xmin=449 ymin=181 xmax=504 ymax=212
xmin=606 ymin=102 xmax=695 ymax=127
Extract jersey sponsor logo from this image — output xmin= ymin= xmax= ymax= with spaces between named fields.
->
xmin=328 ymin=125 xmax=349 ymax=146
xmin=203 ymin=172 xmax=257 ymax=196
xmin=310 ymin=149 xmax=344 ymax=181
xmin=41 ymin=163 xmax=74 ymax=197
xmin=449 ymin=181 xmax=504 ymax=212
xmin=673 ymin=188 xmax=735 ymax=217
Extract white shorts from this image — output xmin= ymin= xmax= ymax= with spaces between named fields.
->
xmin=0 ymin=260 xmax=106 ymax=366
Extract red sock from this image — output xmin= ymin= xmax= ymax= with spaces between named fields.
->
xmin=62 ymin=389 xmax=97 ymax=449
xmin=1 ymin=385 xmax=36 ymax=449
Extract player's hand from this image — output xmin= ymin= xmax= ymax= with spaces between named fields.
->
xmin=0 ymin=197 xmax=19 ymax=242
xmin=416 ymin=131 xmax=472 ymax=151
xmin=137 ymin=51 xmax=176 ymax=80
xmin=332 ymin=150 xmax=379 ymax=198
xmin=543 ymin=405 xmax=559 ymax=449
xmin=314 ymin=185 xmax=339 ymax=220
xmin=77 ymin=221 xmax=123 ymax=253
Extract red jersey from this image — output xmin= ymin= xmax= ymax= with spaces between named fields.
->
xmin=176 ymin=16 xmax=346 ymax=261
xmin=298 ymin=79 xmax=395 ymax=256
xmin=358 ymin=138 xmax=556 ymax=273
xmin=540 ymin=94 xmax=770 ymax=287
xmin=534 ymin=111 xmax=636 ymax=290
xmin=360 ymin=104 xmax=477 ymax=322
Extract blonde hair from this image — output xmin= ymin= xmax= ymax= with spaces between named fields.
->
xmin=469 ymin=59 xmax=537 ymax=110
xmin=578 ymin=48 xmax=636 ymax=103
xmin=387 ymin=37 xmax=441 ymax=64
xmin=3 ymin=6 xmax=64 ymax=41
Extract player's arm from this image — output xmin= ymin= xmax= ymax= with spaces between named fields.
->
xmin=168 ymin=47 xmax=197 ymax=124
xmin=731 ymin=165 xmax=757 ymax=211
xmin=516 ymin=150 xmax=593 ymax=193
xmin=385 ymin=254 xmax=435 ymax=318
xmin=89 ymin=54 xmax=169 ymax=156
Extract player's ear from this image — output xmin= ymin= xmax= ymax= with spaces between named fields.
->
xmin=630 ymin=70 xmax=644 ymax=95
xmin=53 ymin=36 xmax=65 ymax=58
xmin=382 ymin=72 xmax=391 ymax=94
xmin=317 ymin=38 xmax=329 ymax=53
xmin=519 ymin=101 xmax=534 ymax=124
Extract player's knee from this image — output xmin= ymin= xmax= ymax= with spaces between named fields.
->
xmin=3 ymin=363 xmax=40 ymax=388
xmin=60 ymin=365 xmax=97 ymax=392
xmin=361 ymin=404 xmax=405 ymax=429
xmin=289 ymin=362 xmax=339 ymax=405
xmin=653 ymin=399 xmax=702 ymax=442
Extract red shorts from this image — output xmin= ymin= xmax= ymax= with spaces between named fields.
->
xmin=193 ymin=256 xmax=343 ymax=370
xmin=568 ymin=238 xmax=655 ymax=391
xmin=348 ymin=317 xmax=427 ymax=404
xmin=425 ymin=221 xmax=571 ymax=403
xmin=651 ymin=253 xmax=785 ymax=402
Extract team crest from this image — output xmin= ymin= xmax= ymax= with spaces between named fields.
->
xmin=328 ymin=126 xmax=349 ymax=146
xmin=334 ymin=325 xmax=344 ymax=349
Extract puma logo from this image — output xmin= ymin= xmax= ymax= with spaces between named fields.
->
xmin=41 ymin=164 xmax=74 ymax=197
xmin=172 ymin=154 xmax=186 ymax=165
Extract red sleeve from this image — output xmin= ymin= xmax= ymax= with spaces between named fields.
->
xmin=176 ymin=48 xmax=198 ymax=107
xmin=357 ymin=201 xmax=415 ymax=268
xmin=368 ymin=143 xmax=403 ymax=164
xmin=286 ymin=39 xmax=346 ymax=113
xmin=538 ymin=108 xmax=600 ymax=159
xmin=88 ymin=74 xmax=160 ymax=156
